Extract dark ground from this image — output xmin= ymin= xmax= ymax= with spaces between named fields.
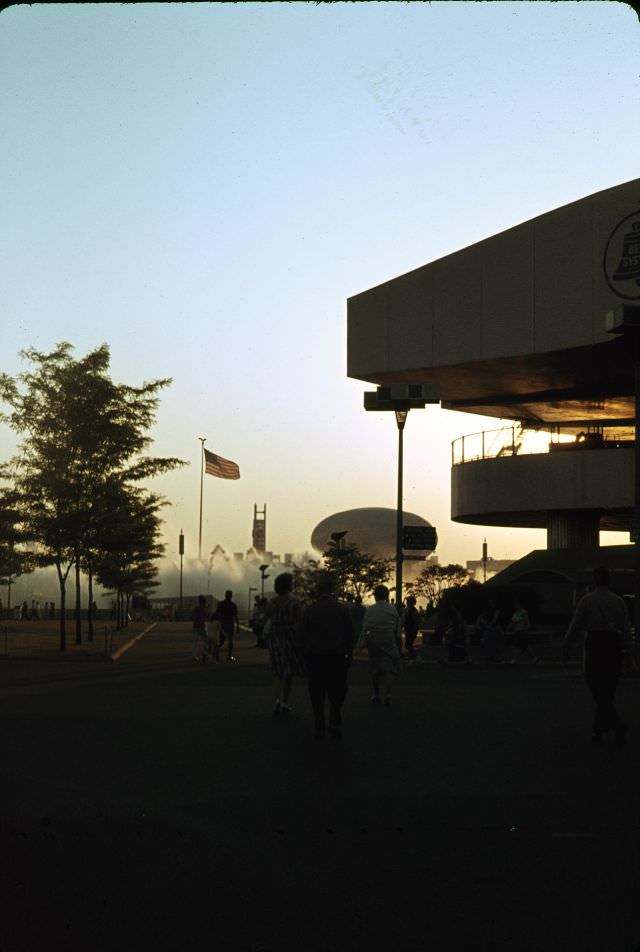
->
xmin=1 ymin=624 xmax=639 ymax=952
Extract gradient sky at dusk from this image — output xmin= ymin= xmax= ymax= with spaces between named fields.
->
xmin=2 ymin=2 xmax=639 ymax=582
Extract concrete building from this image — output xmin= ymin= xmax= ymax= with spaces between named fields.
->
xmin=347 ymin=179 xmax=640 ymax=600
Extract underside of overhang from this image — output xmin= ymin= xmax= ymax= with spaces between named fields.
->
xmin=451 ymin=508 xmax=631 ymax=532
xmin=355 ymin=337 xmax=635 ymax=426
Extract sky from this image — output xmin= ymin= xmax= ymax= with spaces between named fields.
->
xmin=1 ymin=1 xmax=640 ymax=596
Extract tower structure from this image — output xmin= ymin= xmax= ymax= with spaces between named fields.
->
xmin=252 ymin=503 xmax=266 ymax=555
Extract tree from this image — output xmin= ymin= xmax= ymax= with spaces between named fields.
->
xmin=0 ymin=343 xmax=184 ymax=650
xmin=292 ymin=542 xmax=392 ymax=602
xmin=406 ymin=563 xmax=473 ymax=606
xmin=0 ymin=483 xmax=33 ymax=616
xmin=93 ymin=485 xmax=166 ymax=629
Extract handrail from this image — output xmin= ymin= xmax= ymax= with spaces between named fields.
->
xmin=451 ymin=424 xmax=634 ymax=466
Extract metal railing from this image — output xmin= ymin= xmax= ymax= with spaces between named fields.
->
xmin=452 ymin=424 xmax=635 ymax=466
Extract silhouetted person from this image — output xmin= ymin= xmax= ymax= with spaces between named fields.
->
xmin=403 ymin=594 xmax=420 ymax=661
xmin=508 ymin=598 xmax=538 ymax=665
xmin=267 ymin=573 xmax=305 ymax=714
xmin=346 ymin=592 xmax=366 ymax=643
xmin=443 ymin=602 xmax=470 ymax=664
xmin=216 ymin=590 xmax=240 ymax=662
xmin=562 ymin=566 xmax=633 ymax=746
xmin=298 ymin=571 xmax=354 ymax=739
xmin=360 ymin=584 xmax=401 ymax=704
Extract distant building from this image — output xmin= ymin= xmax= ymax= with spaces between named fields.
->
xmin=466 ymin=557 xmax=514 ymax=581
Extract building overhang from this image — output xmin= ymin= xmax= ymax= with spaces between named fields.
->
xmin=347 ymin=178 xmax=640 ymax=426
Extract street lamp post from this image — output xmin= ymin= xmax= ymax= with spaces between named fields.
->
xmin=364 ymin=384 xmax=439 ymax=611
xmin=259 ymin=564 xmax=270 ymax=599
xmin=394 ymin=410 xmax=408 ymax=608
xmin=178 ymin=530 xmax=184 ymax=616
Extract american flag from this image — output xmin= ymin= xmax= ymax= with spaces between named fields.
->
xmin=204 ymin=448 xmax=240 ymax=480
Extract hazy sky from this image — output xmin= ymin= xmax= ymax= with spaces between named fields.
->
xmin=2 ymin=1 xmax=639 ymax=577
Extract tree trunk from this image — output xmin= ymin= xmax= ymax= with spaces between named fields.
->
xmin=56 ymin=561 xmax=67 ymax=652
xmin=74 ymin=548 xmax=82 ymax=645
xmin=125 ymin=593 xmax=130 ymax=628
xmin=87 ymin=560 xmax=94 ymax=642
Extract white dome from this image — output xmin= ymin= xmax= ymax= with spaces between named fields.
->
xmin=311 ymin=507 xmax=436 ymax=558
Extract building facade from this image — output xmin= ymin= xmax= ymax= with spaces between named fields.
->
xmin=347 ymin=179 xmax=640 ymax=565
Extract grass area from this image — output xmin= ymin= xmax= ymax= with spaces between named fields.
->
xmin=0 ymin=618 xmax=150 ymax=659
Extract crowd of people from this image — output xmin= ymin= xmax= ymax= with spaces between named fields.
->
xmin=190 ymin=566 xmax=635 ymax=746
xmin=0 ymin=599 xmax=56 ymax=620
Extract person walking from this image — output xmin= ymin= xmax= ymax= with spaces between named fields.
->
xmin=191 ymin=595 xmax=209 ymax=662
xmin=267 ymin=573 xmax=306 ymax=715
xmin=216 ymin=590 xmax=240 ymax=662
xmin=562 ymin=566 xmax=634 ymax=747
xmin=298 ymin=571 xmax=354 ymax=739
xmin=359 ymin=584 xmax=401 ymax=705
xmin=508 ymin=598 xmax=538 ymax=665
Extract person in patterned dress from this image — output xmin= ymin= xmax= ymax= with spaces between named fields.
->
xmin=268 ymin=573 xmax=306 ymax=715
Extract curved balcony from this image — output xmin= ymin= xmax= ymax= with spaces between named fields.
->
xmin=450 ymin=425 xmax=634 ymax=536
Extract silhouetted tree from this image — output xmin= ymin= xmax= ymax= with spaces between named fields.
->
xmin=0 ymin=343 xmax=184 ymax=649
xmin=292 ymin=542 xmax=391 ymax=602
xmin=406 ymin=563 xmax=472 ymax=605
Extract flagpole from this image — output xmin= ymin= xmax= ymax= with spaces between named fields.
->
xmin=198 ymin=436 xmax=206 ymax=560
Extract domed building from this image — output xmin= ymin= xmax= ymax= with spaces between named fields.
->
xmin=311 ymin=507 xmax=436 ymax=559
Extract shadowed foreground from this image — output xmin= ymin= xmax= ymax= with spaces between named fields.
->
xmin=2 ymin=624 xmax=639 ymax=952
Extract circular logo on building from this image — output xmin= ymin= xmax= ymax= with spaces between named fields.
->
xmin=603 ymin=210 xmax=640 ymax=300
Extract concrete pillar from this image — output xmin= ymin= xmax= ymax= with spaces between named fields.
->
xmin=546 ymin=510 xmax=600 ymax=549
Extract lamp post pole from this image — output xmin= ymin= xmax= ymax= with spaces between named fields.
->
xmin=395 ymin=409 xmax=408 ymax=609
xmin=178 ymin=530 xmax=184 ymax=616
xmin=198 ymin=437 xmax=206 ymax=560
xmin=259 ymin=564 xmax=269 ymax=599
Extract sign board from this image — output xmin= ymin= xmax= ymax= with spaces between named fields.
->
xmin=403 ymin=525 xmax=437 ymax=550
xmin=603 ymin=211 xmax=640 ymax=302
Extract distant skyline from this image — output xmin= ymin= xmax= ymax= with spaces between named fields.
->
xmin=2 ymin=2 xmax=639 ymax=582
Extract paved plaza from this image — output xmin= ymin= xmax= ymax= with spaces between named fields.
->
xmin=2 ymin=623 xmax=639 ymax=952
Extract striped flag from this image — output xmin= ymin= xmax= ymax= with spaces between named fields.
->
xmin=204 ymin=448 xmax=240 ymax=480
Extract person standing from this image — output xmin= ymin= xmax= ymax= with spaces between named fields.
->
xmin=298 ymin=571 xmax=354 ymax=739
xmin=267 ymin=573 xmax=305 ymax=714
xmin=216 ymin=590 xmax=240 ymax=662
xmin=508 ymin=598 xmax=538 ymax=665
xmin=562 ymin=566 xmax=634 ymax=746
xmin=360 ymin=585 xmax=402 ymax=705
xmin=403 ymin=594 xmax=420 ymax=661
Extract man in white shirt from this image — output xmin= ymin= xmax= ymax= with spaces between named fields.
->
xmin=562 ymin=566 xmax=633 ymax=746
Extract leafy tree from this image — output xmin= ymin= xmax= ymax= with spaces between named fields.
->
xmin=0 ymin=483 xmax=33 ymax=615
xmin=406 ymin=563 xmax=472 ymax=606
xmin=0 ymin=343 xmax=184 ymax=649
xmin=292 ymin=542 xmax=392 ymax=602
xmin=93 ymin=485 xmax=166 ymax=629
